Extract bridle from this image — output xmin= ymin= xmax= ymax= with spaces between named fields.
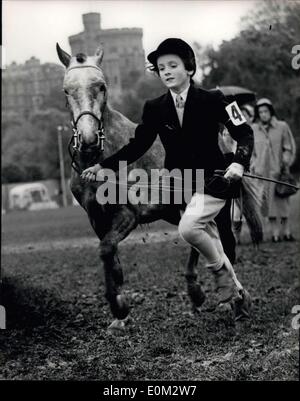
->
xmin=65 ymin=64 xmax=107 ymax=174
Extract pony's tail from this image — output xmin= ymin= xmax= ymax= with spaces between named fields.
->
xmin=237 ymin=177 xmax=264 ymax=245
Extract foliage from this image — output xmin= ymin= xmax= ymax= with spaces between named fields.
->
xmin=2 ymin=121 xmax=44 ymax=183
xmin=116 ymin=72 xmax=165 ymax=123
xmin=197 ymin=0 xmax=300 ymax=170
xmin=2 ymin=109 xmax=70 ymax=183
xmin=29 ymin=109 xmax=71 ymax=180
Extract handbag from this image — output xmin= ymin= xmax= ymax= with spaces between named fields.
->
xmin=275 ymin=167 xmax=298 ymax=198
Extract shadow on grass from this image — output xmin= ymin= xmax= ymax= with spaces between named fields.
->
xmin=0 ymin=275 xmax=108 ymax=354
xmin=1 ymin=276 xmax=77 ymax=330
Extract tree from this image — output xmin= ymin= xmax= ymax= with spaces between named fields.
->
xmin=29 ymin=109 xmax=71 ymax=179
xmin=2 ymin=121 xmax=45 ymax=182
xmin=117 ymin=72 xmax=165 ymax=122
xmin=1 ymin=164 xmax=26 ymax=183
xmin=1 ymin=108 xmax=71 ymax=183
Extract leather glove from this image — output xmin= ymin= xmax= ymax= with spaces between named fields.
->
xmin=224 ymin=162 xmax=244 ymax=182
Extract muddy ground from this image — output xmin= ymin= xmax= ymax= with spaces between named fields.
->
xmin=1 ymin=207 xmax=299 ymax=380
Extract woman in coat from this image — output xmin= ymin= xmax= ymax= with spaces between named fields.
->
xmin=252 ymin=98 xmax=297 ymax=242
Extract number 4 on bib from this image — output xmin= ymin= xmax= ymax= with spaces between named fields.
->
xmin=225 ymin=101 xmax=247 ymax=126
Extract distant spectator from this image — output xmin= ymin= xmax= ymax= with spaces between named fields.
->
xmin=252 ymin=98 xmax=297 ymax=242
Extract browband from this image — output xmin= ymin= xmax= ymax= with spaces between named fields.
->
xmin=67 ymin=65 xmax=103 ymax=73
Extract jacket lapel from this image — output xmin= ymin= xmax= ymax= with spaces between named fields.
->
xmin=181 ymin=85 xmax=198 ymax=131
xmin=160 ymin=91 xmax=181 ymax=131
xmin=159 ymin=85 xmax=202 ymax=132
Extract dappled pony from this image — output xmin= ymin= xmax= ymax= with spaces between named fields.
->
xmin=56 ymin=44 xmax=262 ymax=331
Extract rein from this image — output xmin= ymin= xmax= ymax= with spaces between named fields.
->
xmin=215 ymin=170 xmax=300 ymax=191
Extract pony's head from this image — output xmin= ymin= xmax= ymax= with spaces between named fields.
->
xmin=56 ymin=43 xmax=107 ymax=151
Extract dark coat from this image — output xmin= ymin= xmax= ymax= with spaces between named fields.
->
xmin=101 ymin=84 xmax=254 ymax=199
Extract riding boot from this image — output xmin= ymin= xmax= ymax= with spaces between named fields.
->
xmin=231 ymin=288 xmax=252 ymax=321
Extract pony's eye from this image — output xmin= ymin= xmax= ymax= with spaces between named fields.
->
xmin=99 ymin=85 xmax=105 ymax=92
xmin=64 ymin=89 xmax=69 ymax=95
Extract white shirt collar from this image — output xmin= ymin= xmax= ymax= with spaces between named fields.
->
xmin=170 ymin=84 xmax=190 ymax=106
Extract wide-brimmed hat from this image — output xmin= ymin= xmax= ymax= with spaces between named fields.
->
xmin=147 ymin=38 xmax=196 ymax=76
xmin=256 ymin=98 xmax=273 ymax=108
xmin=254 ymin=97 xmax=276 ymax=120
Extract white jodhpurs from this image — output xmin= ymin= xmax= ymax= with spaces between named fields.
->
xmin=178 ymin=193 xmax=227 ymax=271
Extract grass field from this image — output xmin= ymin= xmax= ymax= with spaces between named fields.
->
xmin=1 ymin=205 xmax=299 ymax=380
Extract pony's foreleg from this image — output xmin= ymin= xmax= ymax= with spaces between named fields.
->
xmin=185 ymin=247 xmax=206 ymax=311
xmin=99 ymin=210 xmax=137 ymax=325
xmin=100 ymin=241 xmax=129 ymax=321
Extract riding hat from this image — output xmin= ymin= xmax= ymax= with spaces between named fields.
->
xmin=147 ymin=38 xmax=196 ymax=77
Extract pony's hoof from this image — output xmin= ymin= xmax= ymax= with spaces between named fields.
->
xmin=216 ymin=302 xmax=232 ymax=312
xmin=116 ymin=294 xmax=130 ymax=319
xmin=231 ymin=289 xmax=252 ymax=321
xmin=107 ymin=318 xmax=127 ymax=334
xmin=110 ymin=295 xmax=130 ymax=320
xmin=192 ymin=305 xmax=203 ymax=315
xmin=187 ymin=282 xmax=206 ymax=308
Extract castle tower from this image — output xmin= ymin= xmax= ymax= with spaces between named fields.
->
xmin=82 ymin=12 xmax=101 ymax=32
xmin=68 ymin=13 xmax=145 ymax=104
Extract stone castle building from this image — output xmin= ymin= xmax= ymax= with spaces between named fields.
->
xmin=2 ymin=13 xmax=145 ymax=118
xmin=2 ymin=57 xmax=64 ymax=118
xmin=68 ymin=13 xmax=145 ymax=103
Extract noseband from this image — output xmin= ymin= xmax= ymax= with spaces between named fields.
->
xmin=71 ymin=111 xmax=105 ymax=152
xmin=65 ymin=64 xmax=107 ymax=173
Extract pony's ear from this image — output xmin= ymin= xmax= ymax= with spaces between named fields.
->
xmin=95 ymin=46 xmax=104 ymax=66
xmin=56 ymin=43 xmax=71 ymax=67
